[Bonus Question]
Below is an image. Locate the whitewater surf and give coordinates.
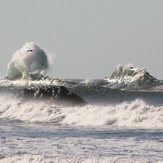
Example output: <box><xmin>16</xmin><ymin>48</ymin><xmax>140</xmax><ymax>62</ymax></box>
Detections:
<box><xmin>0</xmin><ymin>43</ymin><xmax>163</xmax><ymax>162</ymax></box>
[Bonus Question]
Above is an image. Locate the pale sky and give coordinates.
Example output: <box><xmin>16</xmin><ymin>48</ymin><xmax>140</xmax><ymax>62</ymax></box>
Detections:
<box><xmin>0</xmin><ymin>0</ymin><xmax>163</xmax><ymax>79</ymax></box>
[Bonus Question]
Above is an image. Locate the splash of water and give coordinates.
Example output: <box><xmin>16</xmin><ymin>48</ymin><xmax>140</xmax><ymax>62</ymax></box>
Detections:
<box><xmin>105</xmin><ymin>64</ymin><xmax>160</xmax><ymax>89</ymax></box>
<box><xmin>7</xmin><ymin>42</ymin><xmax>49</xmax><ymax>80</ymax></box>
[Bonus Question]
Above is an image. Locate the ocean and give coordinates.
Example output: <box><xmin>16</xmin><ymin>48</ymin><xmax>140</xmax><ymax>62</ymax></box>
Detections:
<box><xmin>0</xmin><ymin>43</ymin><xmax>163</xmax><ymax>162</ymax></box>
<box><xmin>0</xmin><ymin>75</ymin><xmax>163</xmax><ymax>163</ymax></box>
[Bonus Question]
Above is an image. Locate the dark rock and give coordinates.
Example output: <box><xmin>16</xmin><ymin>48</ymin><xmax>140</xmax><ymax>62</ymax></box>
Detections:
<box><xmin>21</xmin><ymin>86</ymin><xmax>86</xmax><ymax>106</ymax></box>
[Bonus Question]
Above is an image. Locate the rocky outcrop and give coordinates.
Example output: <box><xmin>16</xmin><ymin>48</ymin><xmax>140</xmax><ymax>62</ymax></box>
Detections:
<box><xmin>21</xmin><ymin>86</ymin><xmax>86</xmax><ymax>106</ymax></box>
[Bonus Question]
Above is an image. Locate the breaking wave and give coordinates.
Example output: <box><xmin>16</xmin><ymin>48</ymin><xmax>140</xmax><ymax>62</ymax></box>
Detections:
<box><xmin>7</xmin><ymin>42</ymin><xmax>49</xmax><ymax>80</ymax></box>
<box><xmin>105</xmin><ymin>65</ymin><xmax>161</xmax><ymax>89</ymax></box>
<box><xmin>0</xmin><ymin>94</ymin><xmax>162</xmax><ymax>129</ymax></box>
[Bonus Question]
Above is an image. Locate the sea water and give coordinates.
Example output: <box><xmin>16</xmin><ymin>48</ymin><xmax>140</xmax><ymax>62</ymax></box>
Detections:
<box><xmin>0</xmin><ymin>81</ymin><xmax>163</xmax><ymax>163</ymax></box>
<box><xmin>0</xmin><ymin>43</ymin><xmax>163</xmax><ymax>162</ymax></box>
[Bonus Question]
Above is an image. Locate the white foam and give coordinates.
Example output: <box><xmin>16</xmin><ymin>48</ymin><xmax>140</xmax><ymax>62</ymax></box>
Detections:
<box><xmin>105</xmin><ymin>64</ymin><xmax>158</xmax><ymax>86</ymax></box>
<box><xmin>0</xmin><ymin>78</ymin><xmax>62</xmax><ymax>88</ymax></box>
<box><xmin>0</xmin><ymin>154</ymin><xmax>159</xmax><ymax>163</ymax></box>
<box><xmin>0</xmin><ymin>95</ymin><xmax>162</xmax><ymax>129</ymax></box>
<box><xmin>62</xmin><ymin>100</ymin><xmax>163</xmax><ymax>128</ymax></box>
<box><xmin>7</xmin><ymin>42</ymin><xmax>49</xmax><ymax>80</ymax></box>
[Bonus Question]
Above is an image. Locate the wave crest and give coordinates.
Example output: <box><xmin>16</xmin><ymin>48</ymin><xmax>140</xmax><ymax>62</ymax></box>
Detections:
<box><xmin>0</xmin><ymin>96</ymin><xmax>162</xmax><ymax>129</ymax></box>
<box><xmin>105</xmin><ymin>65</ymin><xmax>160</xmax><ymax>89</ymax></box>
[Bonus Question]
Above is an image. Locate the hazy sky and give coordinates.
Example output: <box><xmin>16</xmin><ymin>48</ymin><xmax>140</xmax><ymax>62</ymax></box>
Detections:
<box><xmin>0</xmin><ymin>0</ymin><xmax>163</xmax><ymax>79</ymax></box>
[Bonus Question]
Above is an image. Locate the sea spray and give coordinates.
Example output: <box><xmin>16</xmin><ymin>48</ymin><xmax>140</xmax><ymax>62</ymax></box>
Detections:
<box><xmin>105</xmin><ymin>64</ymin><xmax>160</xmax><ymax>89</ymax></box>
<box><xmin>7</xmin><ymin>42</ymin><xmax>49</xmax><ymax>80</ymax></box>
